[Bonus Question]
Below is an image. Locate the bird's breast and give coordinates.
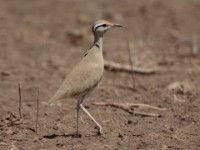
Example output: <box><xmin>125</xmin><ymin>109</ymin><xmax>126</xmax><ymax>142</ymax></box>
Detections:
<box><xmin>63</xmin><ymin>52</ymin><xmax>104</xmax><ymax>97</ymax></box>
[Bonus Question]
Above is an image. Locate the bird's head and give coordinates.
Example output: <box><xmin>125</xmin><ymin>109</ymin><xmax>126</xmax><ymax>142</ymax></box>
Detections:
<box><xmin>92</xmin><ymin>20</ymin><xmax>123</xmax><ymax>36</ymax></box>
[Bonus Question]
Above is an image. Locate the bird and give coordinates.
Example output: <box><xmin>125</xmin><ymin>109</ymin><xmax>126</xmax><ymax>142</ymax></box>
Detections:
<box><xmin>48</xmin><ymin>20</ymin><xmax>122</xmax><ymax>137</ymax></box>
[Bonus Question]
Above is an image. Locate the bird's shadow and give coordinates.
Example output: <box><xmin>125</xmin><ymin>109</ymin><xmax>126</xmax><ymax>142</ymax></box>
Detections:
<box><xmin>43</xmin><ymin>133</ymin><xmax>82</xmax><ymax>139</ymax></box>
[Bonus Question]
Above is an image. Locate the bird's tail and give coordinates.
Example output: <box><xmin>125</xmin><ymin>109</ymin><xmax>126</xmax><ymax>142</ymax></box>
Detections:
<box><xmin>48</xmin><ymin>78</ymin><xmax>70</xmax><ymax>106</ymax></box>
<box><xmin>48</xmin><ymin>88</ymin><xmax>67</xmax><ymax>106</ymax></box>
<box><xmin>48</xmin><ymin>94</ymin><xmax>61</xmax><ymax>106</ymax></box>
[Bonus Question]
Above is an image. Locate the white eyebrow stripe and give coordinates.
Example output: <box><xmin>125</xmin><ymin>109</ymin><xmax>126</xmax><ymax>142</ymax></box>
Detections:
<box><xmin>93</xmin><ymin>23</ymin><xmax>104</xmax><ymax>32</ymax></box>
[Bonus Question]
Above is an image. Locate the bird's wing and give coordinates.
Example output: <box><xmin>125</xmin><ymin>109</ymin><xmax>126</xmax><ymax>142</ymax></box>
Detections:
<box><xmin>48</xmin><ymin>49</ymin><xmax>103</xmax><ymax>104</ymax></box>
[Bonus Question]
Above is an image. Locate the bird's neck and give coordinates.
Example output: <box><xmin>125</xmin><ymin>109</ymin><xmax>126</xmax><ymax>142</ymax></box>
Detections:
<box><xmin>93</xmin><ymin>31</ymin><xmax>104</xmax><ymax>51</ymax></box>
<box><xmin>94</xmin><ymin>36</ymin><xmax>103</xmax><ymax>51</ymax></box>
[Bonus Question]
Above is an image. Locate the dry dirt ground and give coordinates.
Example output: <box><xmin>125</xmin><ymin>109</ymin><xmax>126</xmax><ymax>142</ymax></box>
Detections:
<box><xmin>0</xmin><ymin>0</ymin><xmax>200</xmax><ymax>149</ymax></box>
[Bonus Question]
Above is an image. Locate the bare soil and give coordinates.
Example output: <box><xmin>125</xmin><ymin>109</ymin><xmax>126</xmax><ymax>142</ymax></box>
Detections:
<box><xmin>0</xmin><ymin>0</ymin><xmax>200</xmax><ymax>149</ymax></box>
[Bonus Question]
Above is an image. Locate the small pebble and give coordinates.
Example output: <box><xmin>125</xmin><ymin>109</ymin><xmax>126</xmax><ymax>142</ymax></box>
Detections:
<box><xmin>127</xmin><ymin>120</ymin><xmax>133</xmax><ymax>124</ymax></box>
<box><xmin>56</xmin><ymin>143</ymin><xmax>64</xmax><ymax>148</ymax></box>
<box><xmin>1</xmin><ymin>71</ymin><xmax>10</xmax><ymax>76</ymax></box>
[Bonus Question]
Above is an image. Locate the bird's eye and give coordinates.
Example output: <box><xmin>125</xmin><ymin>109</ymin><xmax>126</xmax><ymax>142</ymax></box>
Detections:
<box><xmin>102</xmin><ymin>24</ymin><xmax>107</xmax><ymax>27</ymax></box>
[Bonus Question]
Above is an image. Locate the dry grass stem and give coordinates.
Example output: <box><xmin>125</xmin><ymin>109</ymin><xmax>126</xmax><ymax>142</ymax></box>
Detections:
<box><xmin>18</xmin><ymin>82</ymin><xmax>22</xmax><ymax>119</ymax></box>
<box><xmin>127</xmin><ymin>40</ymin><xmax>135</xmax><ymax>90</ymax></box>
<box><xmin>192</xmin><ymin>36</ymin><xmax>199</xmax><ymax>54</ymax></box>
<box><xmin>36</xmin><ymin>88</ymin><xmax>40</xmax><ymax>133</ymax></box>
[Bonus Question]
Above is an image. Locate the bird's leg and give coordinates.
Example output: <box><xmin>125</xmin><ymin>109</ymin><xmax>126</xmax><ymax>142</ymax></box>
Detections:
<box><xmin>79</xmin><ymin>102</ymin><xmax>102</xmax><ymax>135</ymax></box>
<box><xmin>76</xmin><ymin>89</ymin><xmax>102</xmax><ymax>135</ymax></box>
<box><xmin>74</xmin><ymin>97</ymin><xmax>84</xmax><ymax>138</ymax></box>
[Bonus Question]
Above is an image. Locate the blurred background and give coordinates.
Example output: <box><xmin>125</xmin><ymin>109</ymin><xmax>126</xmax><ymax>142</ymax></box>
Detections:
<box><xmin>0</xmin><ymin>0</ymin><xmax>200</xmax><ymax>149</ymax></box>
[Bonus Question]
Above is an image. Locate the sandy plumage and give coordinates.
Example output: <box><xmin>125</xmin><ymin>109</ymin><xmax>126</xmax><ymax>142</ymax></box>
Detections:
<box><xmin>48</xmin><ymin>45</ymin><xmax>104</xmax><ymax>104</ymax></box>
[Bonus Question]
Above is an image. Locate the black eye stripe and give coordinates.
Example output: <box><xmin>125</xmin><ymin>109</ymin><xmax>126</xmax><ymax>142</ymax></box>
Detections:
<box><xmin>92</xmin><ymin>24</ymin><xmax>107</xmax><ymax>32</ymax></box>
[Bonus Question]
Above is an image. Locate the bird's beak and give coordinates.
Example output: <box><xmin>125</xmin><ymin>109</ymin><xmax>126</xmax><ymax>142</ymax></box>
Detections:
<box><xmin>112</xmin><ymin>24</ymin><xmax>123</xmax><ymax>28</ymax></box>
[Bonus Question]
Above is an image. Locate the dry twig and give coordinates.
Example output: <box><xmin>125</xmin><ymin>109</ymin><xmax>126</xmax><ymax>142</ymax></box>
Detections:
<box><xmin>127</xmin><ymin>40</ymin><xmax>135</xmax><ymax>90</ymax></box>
<box><xmin>192</xmin><ymin>36</ymin><xmax>199</xmax><ymax>54</ymax></box>
<box><xmin>93</xmin><ymin>102</ymin><xmax>166</xmax><ymax>111</ymax></box>
<box><xmin>92</xmin><ymin>102</ymin><xmax>166</xmax><ymax>117</ymax></box>
<box><xmin>104</xmin><ymin>60</ymin><xmax>157</xmax><ymax>74</ymax></box>
<box><xmin>36</xmin><ymin>88</ymin><xmax>40</xmax><ymax>133</ymax></box>
<box><xmin>18</xmin><ymin>82</ymin><xmax>22</xmax><ymax>119</ymax></box>
<box><xmin>133</xmin><ymin>111</ymin><xmax>160</xmax><ymax>117</ymax></box>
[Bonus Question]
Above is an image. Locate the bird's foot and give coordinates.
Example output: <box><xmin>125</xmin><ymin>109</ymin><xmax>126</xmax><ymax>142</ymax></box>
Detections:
<box><xmin>95</xmin><ymin>125</ymin><xmax>103</xmax><ymax>135</ymax></box>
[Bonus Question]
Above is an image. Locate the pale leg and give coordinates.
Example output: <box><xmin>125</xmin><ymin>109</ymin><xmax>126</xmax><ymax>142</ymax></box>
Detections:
<box><xmin>80</xmin><ymin>103</ymin><xmax>102</xmax><ymax>134</ymax></box>
<box><xmin>76</xmin><ymin>87</ymin><xmax>102</xmax><ymax>135</ymax></box>
<box><xmin>75</xmin><ymin>96</ymin><xmax>84</xmax><ymax>137</ymax></box>
<box><xmin>78</xmin><ymin>91</ymin><xmax>102</xmax><ymax>135</ymax></box>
